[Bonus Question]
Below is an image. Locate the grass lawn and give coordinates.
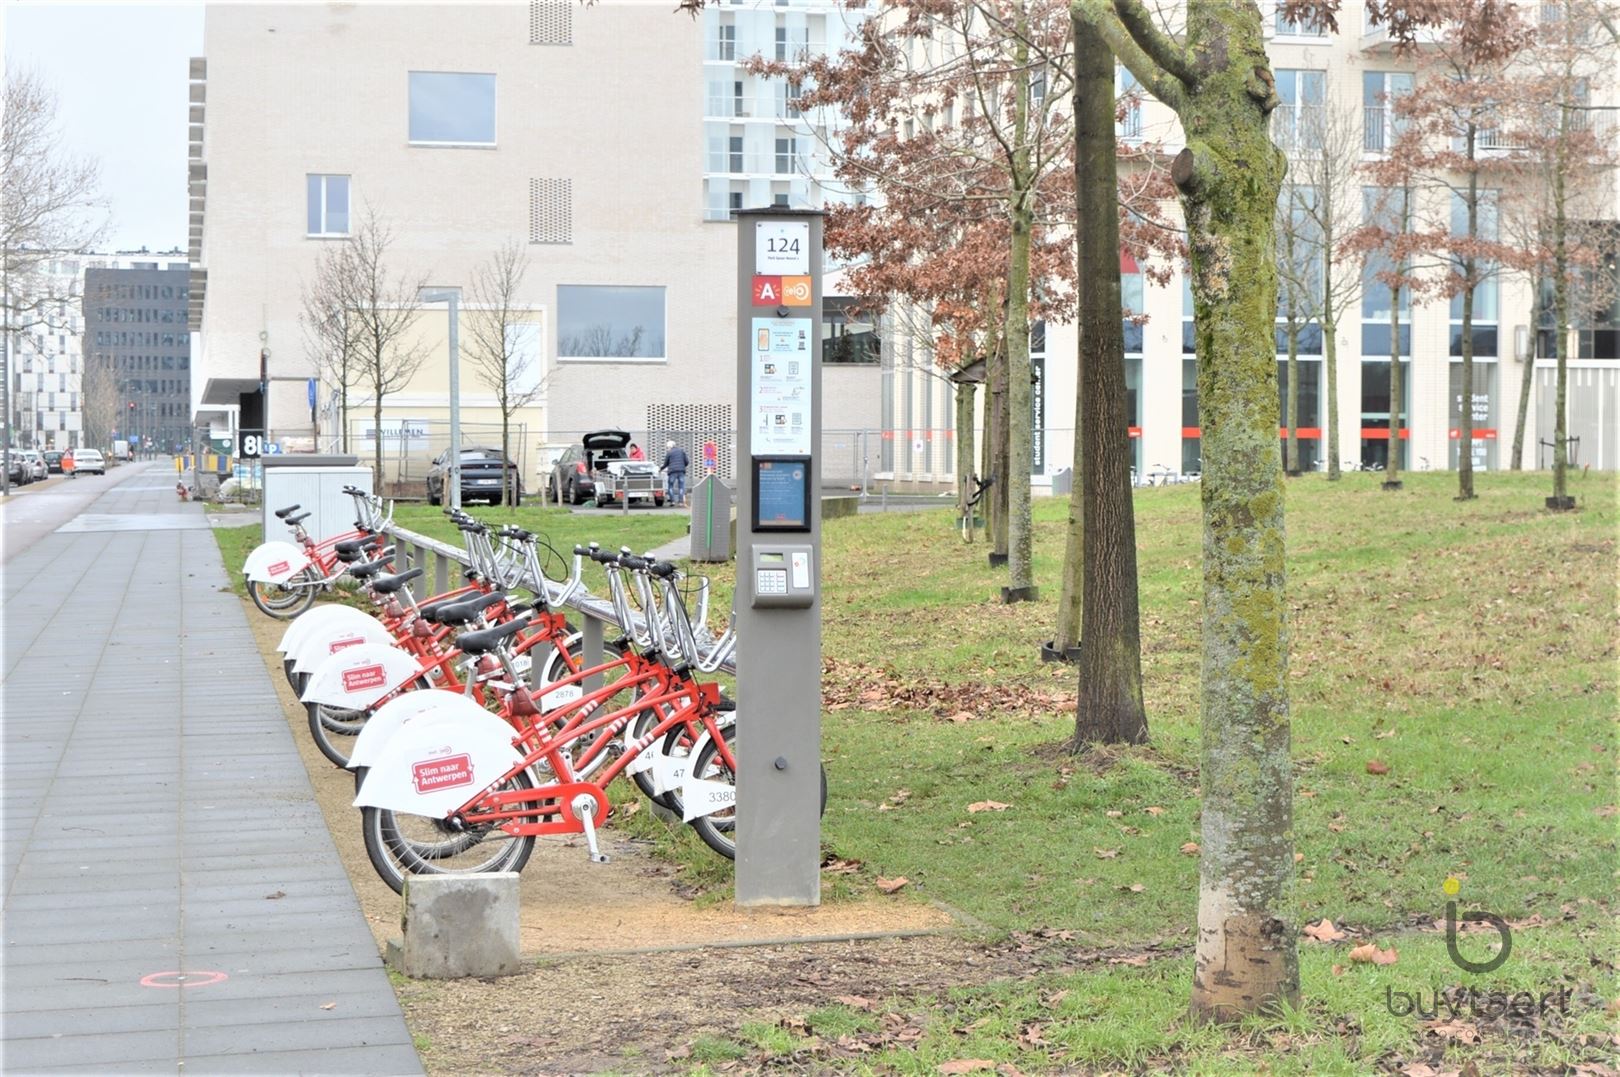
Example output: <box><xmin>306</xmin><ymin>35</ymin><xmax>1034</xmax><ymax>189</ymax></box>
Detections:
<box><xmin>214</xmin><ymin>470</ymin><xmax>1617</xmax><ymax>1073</ymax></box>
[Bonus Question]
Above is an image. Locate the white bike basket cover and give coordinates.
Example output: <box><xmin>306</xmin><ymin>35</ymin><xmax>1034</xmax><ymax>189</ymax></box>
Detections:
<box><xmin>291</xmin><ymin>614</ymin><xmax>397</xmax><ymax>674</ymax></box>
<box><xmin>278</xmin><ymin>603</ymin><xmax>384</xmax><ymax>655</ymax></box>
<box><xmin>243</xmin><ymin>541</ymin><xmax>313</xmax><ymax>585</ymax></box>
<box><xmin>353</xmin><ymin>720</ymin><xmax>525</xmax><ymax>817</ymax></box>
<box><xmin>300</xmin><ymin>642</ymin><xmax>422</xmax><ymax>710</ymax></box>
<box><xmin>347</xmin><ymin>690</ymin><xmax>506</xmax><ymax>770</ymax></box>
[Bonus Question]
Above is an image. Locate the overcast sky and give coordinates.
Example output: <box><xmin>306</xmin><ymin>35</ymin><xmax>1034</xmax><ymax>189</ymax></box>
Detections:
<box><xmin>4</xmin><ymin>2</ymin><xmax>204</xmax><ymax>253</ymax></box>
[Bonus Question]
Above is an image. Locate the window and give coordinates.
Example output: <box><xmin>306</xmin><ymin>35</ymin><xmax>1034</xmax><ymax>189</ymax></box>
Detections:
<box><xmin>306</xmin><ymin>174</ymin><xmax>350</xmax><ymax>236</ymax></box>
<box><xmin>1363</xmin><ymin>71</ymin><xmax>1413</xmax><ymax>152</ymax></box>
<box><xmin>1118</xmin><ymin>65</ymin><xmax>1143</xmax><ymax>139</ymax></box>
<box><xmin>1273</xmin><ymin>70</ymin><xmax>1324</xmax><ymax>150</ymax></box>
<box><xmin>1122</xmin><ymin>259</ymin><xmax>1144</xmax><ymax>354</ymax></box>
<box><xmin>557</xmin><ymin>285</ymin><xmax>665</xmax><ymax>360</ymax></box>
<box><xmin>729</xmin><ymin>135</ymin><xmax>744</xmax><ymax>173</ymax></box>
<box><xmin>775</xmin><ymin>27</ymin><xmax>788</xmax><ymax>61</ymax></box>
<box><xmin>716</xmin><ymin>23</ymin><xmax>736</xmax><ymax>60</ymax></box>
<box><xmin>1275</xmin><ymin>5</ymin><xmax>1328</xmax><ymax>35</ymax></box>
<box><xmin>822</xmin><ymin>297</ymin><xmax>880</xmax><ymax>364</ymax></box>
<box><xmin>1448</xmin><ymin>190</ymin><xmax>1499</xmax><ymax>357</ymax></box>
<box><xmin>1361</xmin><ymin>186</ymin><xmax>1412</xmax><ymax>356</ymax></box>
<box><xmin>728</xmin><ymin>191</ymin><xmax>744</xmax><ymax>219</ymax></box>
<box><xmin>785</xmin><ymin>80</ymin><xmax>803</xmax><ymax>119</ymax></box>
<box><xmin>775</xmin><ymin>137</ymin><xmax>798</xmax><ymax>174</ymax></box>
<box><xmin>408</xmin><ymin>72</ymin><xmax>496</xmax><ymax>145</ymax></box>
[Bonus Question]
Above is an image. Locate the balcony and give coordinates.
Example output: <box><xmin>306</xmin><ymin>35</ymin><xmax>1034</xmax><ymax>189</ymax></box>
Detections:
<box><xmin>1363</xmin><ymin>106</ymin><xmax>1407</xmax><ymax>153</ymax></box>
<box><xmin>704</xmin><ymin>92</ymin><xmax>811</xmax><ymax>122</ymax></box>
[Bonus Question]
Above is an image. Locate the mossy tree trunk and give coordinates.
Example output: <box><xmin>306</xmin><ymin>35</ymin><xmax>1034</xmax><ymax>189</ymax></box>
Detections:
<box><xmin>1456</xmin><ymin>127</ymin><xmax>1479</xmax><ymax>501</ymax></box>
<box><xmin>1003</xmin><ymin>7</ymin><xmax>1037</xmax><ymax>602</ymax></box>
<box><xmin>1322</xmin><ymin>300</ymin><xmax>1340</xmax><ymax>480</ymax></box>
<box><xmin>1071</xmin><ymin>15</ymin><xmax>1145</xmax><ymax>742</ymax></box>
<box><xmin>956</xmin><ymin>380</ymin><xmax>978</xmax><ymax>540</ymax></box>
<box><xmin>1551</xmin><ymin>103</ymin><xmax>1572</xmax><ymax>507</ymax></box>
<box><xmin>1071</xmin><ymin>0</ymin><xmax>1298</xmax><ymax>1023</ymax></box>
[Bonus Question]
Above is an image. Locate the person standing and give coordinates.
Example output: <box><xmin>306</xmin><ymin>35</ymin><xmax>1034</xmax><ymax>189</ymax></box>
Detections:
<box><xmin>628</xmin><ymin>442</ymin><xmax>645</xmax><ymax>461</ymax></box>
<box><xmin>661</xmin><ymin>440</ymin><xmax>690</xmax><ymax>507</ymax></box>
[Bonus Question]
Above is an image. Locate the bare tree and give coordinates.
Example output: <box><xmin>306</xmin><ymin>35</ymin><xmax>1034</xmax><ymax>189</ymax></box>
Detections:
<box><xmin>1</xmin><ymin>70</ymin><xmax>105</xmax><ymax>491</ymax></box>
<box><xmin>466</xmin><ymin>241</ymin><xmax>542</xmax><ymax>508</ymax></box>
<box><xmin>339</xmin><ymin>207</ymin><xmax>428</xmax><ymax>486</ymax></box>
<box><xmin>300</xmin><ymin>241</ymin><xmax>363</xmax><ymax>453</ymax></box>
<box><xmin>80</xmin><ymin>358</ymin><xmax>119</xmax><ymax>451</ymax></box>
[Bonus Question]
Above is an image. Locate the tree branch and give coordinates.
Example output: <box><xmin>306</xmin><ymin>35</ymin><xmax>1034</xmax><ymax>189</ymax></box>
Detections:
<box><xmin>1070</xmin><ymin>0</ymin><xmax>1186</xmax><ymax>113</ymax></box>
<box><xmin>1113</xmin><ymin>0</ymin><xmax>1198</xmax><ymax>89</ymax></box>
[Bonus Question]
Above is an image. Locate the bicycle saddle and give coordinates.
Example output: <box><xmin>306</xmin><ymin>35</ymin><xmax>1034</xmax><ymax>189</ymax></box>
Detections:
<box><xmin>348</xmin><ymin>557</ymin><xmax>391</xmax><ymax>581</ymax></box>
<box><xmin>274</xmin><ymin>504</ymin><xmax>301</xmax><ymax>519</ymax></box>
<box><xmin>285</xmin><ymin>511</ymin><xmax>311</xmax><ymax>526</ymax></box>
<box><xmin>455</xmin><ymin>615</ymin><xmax>530</xmax><ymax>656</ymax></box>
<box><xmin>424</xmin><ymin>591</ymin><xmax>507</xmax><ymax>626</ymax></box>
<box><xmin>369</xmin><ymin>568</ymin><xmax>424</xmax><ymax>595</ymax></box>
<box><xmin>335</xmin><ymin>535</ymin><xmax>385</xmax><ymax>557</ymax></box>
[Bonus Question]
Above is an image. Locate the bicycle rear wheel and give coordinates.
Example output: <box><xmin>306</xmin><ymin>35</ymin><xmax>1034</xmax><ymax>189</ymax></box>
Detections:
<box><xmin>362</xmin><ymin>770</ymin><xmax>536</xmax><ymax>895</ymax></box>
<box><xmin>687</xmin><ymin>727</ymin><xmax>826</xmax><ymax>860</ymax></box>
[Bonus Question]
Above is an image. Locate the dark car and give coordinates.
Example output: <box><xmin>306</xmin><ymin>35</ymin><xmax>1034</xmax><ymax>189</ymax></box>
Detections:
<box><xmin>43</xmin><ymin>451</ymin><xmax>64</xmax><ymax>474</ymax></box>
<box><xmin>550</xmin><ymin>430</ymin><xmax>664</xmax><ymax>507</ymax></box>
<box><xmin>426</xmin><ymin>447</ymin><xmax>522</xmax><ymax>506</ymax></box>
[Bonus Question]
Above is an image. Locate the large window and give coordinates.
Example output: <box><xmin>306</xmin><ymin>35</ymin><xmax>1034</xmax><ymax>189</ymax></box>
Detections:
<box><xmin>1359</xmin><ymin>359</ymin><xmax>1410</xmax><ymax>470</ymax></box>
<box><xmin>1448</xmin><ymin>190</ymin><xmax>1499</xmax><ymax>357</ymax></box>
<box><xmin>1361</xmin><ymin>186</ymin><xmax>1412</xmax><ymax>356</ymax></box>
<box><xmin>1117</xmin><ymin>65</ymin><xmax>1143</xmax><ymax>140</ymax></box>
<box><xmin>1122</xmin><ymin>258</ymin><xmax>1144</xmax><ymax>354</ymax></box>
<box><xmin>409</xmin><ymin>72</ymin><xmax>496</xmax><ymax>145</ymax></box>
<box><xmin>822</xmin><ymin>297</ymin><xmax>880</xmax><ymax>364</ymax></box>
<box><xmin>306</xmin><ymin>174</ymin><xmax>350</xmax><ymax>236</ymax></box>
<box><xmin>557</xmin><ymin>286</ymin><xmax>666</xmax><ymax>360</ymax></box>
<box><xmin>1363</xmin><ymin>71</ymin><xmax>1413</xmax><ymax>153</ymax></box>
<box><xmin>1275</xmin><ymin>5</ymin><xmax>1328</xmax><ymax>36</ymax></box>
<box><xmin>1273</xmin><ymin>70</ymin><xmax>1324</xmax><ymax>151</ymax></box>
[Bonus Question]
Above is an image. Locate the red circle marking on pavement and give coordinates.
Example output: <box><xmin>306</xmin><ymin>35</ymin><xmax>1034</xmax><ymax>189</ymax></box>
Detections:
<box><xmin>139</xmin><ymin>970</ymin><xmax>228</xmax><ymax>988</ymax></box>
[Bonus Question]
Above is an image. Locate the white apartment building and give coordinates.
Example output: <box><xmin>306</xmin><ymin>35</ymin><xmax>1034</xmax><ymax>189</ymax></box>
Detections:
<box><xmin>880</xmin><ymin>1</ymin><xmax>1620</xmax><ymax>488</ymax></box>
<box><xmin>190</xmin><ymin>1</ymin><xmax>883</xmax><ymax>491</ymax></box>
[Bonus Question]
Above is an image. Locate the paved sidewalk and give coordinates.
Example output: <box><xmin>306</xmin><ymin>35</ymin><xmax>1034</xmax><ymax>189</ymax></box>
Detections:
<box><xmin>2</xmin><ymin>465</ymin><xmax>421</xmax><ymax>1074</ymax></box>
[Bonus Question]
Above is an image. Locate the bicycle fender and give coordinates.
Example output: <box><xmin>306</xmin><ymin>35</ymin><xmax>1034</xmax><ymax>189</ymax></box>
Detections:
<box><xmin>352</xmin><ymin>720</ymin><xmax>525</xmax><ymax>817</ymax></box>
<box><xmin>290</xmin><ymin>614</ymin><xmax>397</xmax><ymax>674</ymax></box>
<box><xmin>347</xmin><ymin>690</ymin><xmax>506</xmax><ymax>771</ymax></box>
<box><xmin>300</xmin><ymin>642</ymin><xmax>422</xmax><ymax>710</ymax></box>
<box><xmin>678</xmin><ymin>728</ymin><xmax>738</xmax><ymax>822</ymax></box>
<box><xmin>243</xmin><ymin>541</ymin><xmax>312</xmax><ymax>584</ymax></box>
<box><xmin>277</xmin><ymin>603</ymin><xmax>382</xmax><ymax>655</ymax></box>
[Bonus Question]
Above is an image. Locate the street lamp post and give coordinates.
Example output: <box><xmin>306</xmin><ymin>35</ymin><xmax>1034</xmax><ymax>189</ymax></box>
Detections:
<box><xmin>419</xmin><ymin>287</ymin><xmax>462</xmax><ymax>510</ymax></box>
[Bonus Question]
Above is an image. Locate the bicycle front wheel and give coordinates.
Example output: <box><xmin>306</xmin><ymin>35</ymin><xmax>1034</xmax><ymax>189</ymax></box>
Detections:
<box><xmin>687</xmin><ymin>728</ymin><xmax>827</xmax><ymax>860</ymax></box>
<box><xmin>361</xmin><ymin>770</ymin><xmax>537</xmax><ymax>895</ymax></box>
<box><xmin>249</xmin><ymin>570</ymin><xmax>319</xmax><ymax>619</ymax></box>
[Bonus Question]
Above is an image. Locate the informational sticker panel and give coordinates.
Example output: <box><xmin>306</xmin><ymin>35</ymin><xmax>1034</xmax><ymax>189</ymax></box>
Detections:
<box><xmin>751</xmin><ymin>318</ymin><xmax>814</xmax><ymax>456</ymax></box>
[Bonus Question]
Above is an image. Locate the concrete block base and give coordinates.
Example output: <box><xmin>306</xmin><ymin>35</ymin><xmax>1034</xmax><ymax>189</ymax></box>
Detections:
<box><xmin>386</xmin><ymin>872</ymin><xmax>523</xmax><ymax>979</ymax></box>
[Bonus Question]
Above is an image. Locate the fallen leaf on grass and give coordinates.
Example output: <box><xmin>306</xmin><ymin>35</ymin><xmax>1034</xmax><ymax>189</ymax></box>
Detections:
<box><xmin>1143</xmin><ymin>805</ymin><xmax>1165</xmax><ymax>816</ymax></box>
<box><xmin>1294</xmin><ymin>852</ymin><xmax>1305</xmax><ymax>863</ymax></box>
<box><xmin>1366</xmin><ymin>759</ymin><xmax>1391</xmax><ymax>775</ymax></box>
<box><xmin>1105</xmin><ymin>810</ymin><xmax>1123</xmax><ymax>818</ymax></box>
<box><xmin>1124</xmin><ymin>883</ymin><xmax>1146</xmax><ymax>893</ymax></box>
<box><xmin>876</xmin><ymin>876</ymin><xmax>910</xmax><ymax>894</ymax></box>
<box><xmin>1093</xmin><ymin>847</ymin><xmax>1120</xmax><ymax>859</ymax></box>
<box><xmin>617</xmin><ymin>800</ymin><xmax>640</xmax><ymax>818</ymax></box>
<box><xmin>1303</xmin><ymin>919</ymin><xmax>1348</xmax><ymax>943</ymax></box>
<box><xmin>947</xmin><ymin>711</ymin><xmax>974</xmax><ymax>724</ymax></box>
<box><xmin>938</xmin><ymin>1061</ymin><xmax>998</xmax><ymax>1075</ymax></box>
<box><xmin>1424</xmin><ymin>1018</ymin><xmax>1480</xmax><ymax>1044</ymax></box>
<box><xmin>1347</xmin><ymin>942</ymin><xmax>1399</xmax><ymax>965</ymax></box>
<box><xmin>1108</xmin><ymin>954</ymin><xmax>1150</xmax><ymax>966</ymax></box>
<box><xmin>834</xmin><ymin>995</ymin><xmax>875</xmax><ymax>1011</ymax></box>
<box><xmin>967</xmin><ymin>800</ymin><xmax>1011</xmax><ymax>813</ymax></box>
<box><xmin>1180</xmin><ymin>842</ymin><xmax>1200</xmax><ymax>856</ymax></box>
<box><xmin>1400</xmin><ymin>1064</ymin><xmax>1441</xmax><ymax>1077</ymax></box>
<box><xmin>821</xmin><ymin>856</ymin><xmax>862</xmax><ymax>874</ymax></box>
<box><xmin>1331</xmin><ymin>964</ymin><xmax>1345</xmax><ymax>977</ymax></box>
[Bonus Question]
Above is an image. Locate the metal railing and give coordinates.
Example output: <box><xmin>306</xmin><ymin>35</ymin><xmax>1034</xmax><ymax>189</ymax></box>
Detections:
<box><xmin>375</xmin><ymin>516</ymin><xmax>738</xmax><ymax>676</ymax></box>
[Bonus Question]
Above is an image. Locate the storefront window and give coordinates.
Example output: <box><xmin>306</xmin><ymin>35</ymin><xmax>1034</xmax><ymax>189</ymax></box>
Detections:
<box><xmin>1448</xmin><ymin>361</ymin><xmax>1498</xmax><ymax>470</ymax></box>
<box><xmin>1359</xmin><ymin>359</ymin><xmax>1410</xmax><ymax>470</ymax></box>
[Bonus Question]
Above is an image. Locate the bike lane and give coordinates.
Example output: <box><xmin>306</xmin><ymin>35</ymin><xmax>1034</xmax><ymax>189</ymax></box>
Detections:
<box><xmin>1</xmin><ymin>466</ymin><xmax>422</xmax><ymax>1074</ymax></box>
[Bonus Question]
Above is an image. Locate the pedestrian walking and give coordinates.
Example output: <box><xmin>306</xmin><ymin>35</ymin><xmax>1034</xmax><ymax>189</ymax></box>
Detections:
<box><xmin>661</xmin><ymin>440</ymin><xmax>690</xmax><ymax>507</ymax></box>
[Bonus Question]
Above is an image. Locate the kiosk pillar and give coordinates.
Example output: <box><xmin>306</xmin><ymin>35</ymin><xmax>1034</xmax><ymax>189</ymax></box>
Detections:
<box><xmin>734</xmin><ymin>208</ymin><xmax>824</xmax><ymax>907</ymax></box>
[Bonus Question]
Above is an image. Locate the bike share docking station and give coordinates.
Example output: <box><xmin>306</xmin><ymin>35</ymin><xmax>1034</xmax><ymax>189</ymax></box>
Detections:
<box><xmin>734</xmin><ymin>208</ymin><xmax>825</xmax><ymax>907</ymax></box>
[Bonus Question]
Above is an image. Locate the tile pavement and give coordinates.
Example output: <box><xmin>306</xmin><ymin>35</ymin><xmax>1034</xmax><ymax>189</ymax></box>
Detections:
<box><xmin>2</xmin><ymin>470</ymin><xmax>421</xmax><ymax>1074</ymax></box>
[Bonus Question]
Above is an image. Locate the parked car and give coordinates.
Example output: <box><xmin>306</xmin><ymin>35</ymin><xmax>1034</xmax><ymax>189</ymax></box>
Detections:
<box><xmin>5</xmin><ymin>452</ymin><xmax>28</xmax><ymax>486</ymax></box>
<box><xmin>69</xmin><ymin>448</ymin><xmax>106</xmax><ymax>476</ymax></box>
<box><xmin>550</xmin><ymin>430</ymin><xmax>664</xmax><ymax>507</ymax></box>
<box><xmin>19</xmin><ymin>450</ymin><xmax>47</xmax><ymax>482</ymax></box>
<box><xmin>425</xmin><ymin>447</ymin><xmax>522</xmax><ymax>506</ymax></box>
<box><xmin>43</xmin><ymin>450</ymin><xmax>64</xmax><ymax>474</ymax></box>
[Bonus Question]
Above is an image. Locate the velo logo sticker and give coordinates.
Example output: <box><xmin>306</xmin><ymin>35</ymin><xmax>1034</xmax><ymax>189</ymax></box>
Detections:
<box><xmin>411</xmin><ymin>754</ymin><xmax>474</xmax><ymax>794</ymax></box>
<box><xmin>327</xmin><ymin>636</ymin><xmax>366</xmax><ymax>654</ymax></box>
<box><xmin>340</xmin><ymin>664</ymin><xmax>388</xmax><ymax>693</ymax></box>
<box><xmin>266</xmin><ymin>560</ymin><xmax>290</xmax><ymax>577</ymax></box>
